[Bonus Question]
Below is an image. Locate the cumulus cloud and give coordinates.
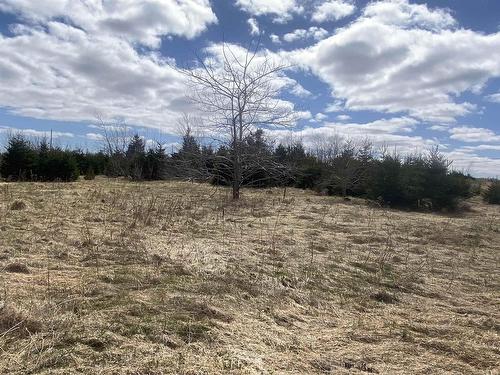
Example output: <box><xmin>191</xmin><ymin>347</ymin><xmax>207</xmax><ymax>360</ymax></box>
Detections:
<box><xmin>270</xmin><ymin>34</ymin><xmax>281</xmax><ymax>43</ymax></box>
<box><xmin>312</xmin><ymin>0</ymin><xmax>356</xmax><ymax>23</ymax></box>
<box><xmin>324</xmin><ymin>100</ymin><xmax>345</xmax><ymax>113</ymax></box>
<box><xmin>428</xmin><ymin>125</ymin><xmax>447</xmax><ymax>132</ymax></box>
<box><xmin>0</xmin><ymin>0</ymin><xmax>217</xmax><ymax>48</ymax></box>
<box><xmin>247</xmin><ymin>18</ymin><xmax>260</xmax><ymax>35</ymax></box>
<box><xmin>485</xmin><ymin>92</ymin><xmax>500</xmax><ymax>103</ymax></box>
<box><xmin>315</xmin><ymin>113</ymin><xmax>328</xmax><ymax>121</ymax></box>
<box><xmin>362</xmin><ymin>0</ymin><xmax>456</xmax><ymax>31</ymax></box>
<box><xmin>236</xmin><ymin>0</ymin><xmax>303</xmax><ymax>23</ymax></box>
<box><xmin>0</xmin><ymin>22</ymin><xmax>191</xmax><ymax>131</ymax></box>
<box><xmin>283</xmin><ymin>27</ymin><xmax>328</xmax><ymax>42</ymax></box>
<box><xmin>290</xmin><ymin>83</ymin><xmax>313</xmax><ymax>98</ymax></box>
<box><xmin>286</xmin><ymin>0</ymin><xmax>500</xmax><ymax>123</ymax></box>
<box><xmin>0</xmin><ymin>1</ymin><xmax>222</xmax><ymax>132</ymax></box>
<box><xmin>449</xmin><ymin>127</ymin><xmax>500</xmax><ymax>143</ymax></box>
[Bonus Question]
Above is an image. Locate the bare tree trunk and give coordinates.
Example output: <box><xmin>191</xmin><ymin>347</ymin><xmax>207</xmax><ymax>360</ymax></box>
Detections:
<box><xmin>232</xmin><ymin>141</ymin><xmax>241</xmax><ymax>200</ymax></box>
<box><xmin>232</xmin><ymin>172</ymin><xmax>240</xmax><ymax>199</ymax></box>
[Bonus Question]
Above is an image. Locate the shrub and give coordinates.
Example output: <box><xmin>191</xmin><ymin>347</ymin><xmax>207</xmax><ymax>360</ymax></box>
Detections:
<box><xmin>0</xmin><ymin>304</ymin><xmax>41</xmax><ymax>337</ymax></box>
<box><xmin>368</xmin><ymin>154</ymin><xmax>403</xmax><ymax>205</ymax></box>
<box><xmin>126</xmin><ymin>134</ymin><xmax>146</xmax><ymax>180</ymax></box>
<box><xmin>1</xmin><ymin>135</ymin><xmax>79</xmax><ymax>182</ymax></box>
<box><xmin>5</xmin><ymin>262</ymin><xmax>30</xmax><ymax>274</ymax></box>
<box><xmin>72</xmin><ymin>150</ymin><xmax>109</xmax><ymax>176</ymax></box>
<box><xmin>37</xmin><ymin>148</ymin><xmax>79</xmax><ymax>181</ymax></box>
<box><xmin>295</xmin><ymin>163</ymin><xmax>324</xmax><ymax>190</ymax></box>
<box><xmin>483</xmin><ymin>180</ymin><xmax>500</xmax><ymax>204</ymax></box>
<box><xmin>84</xmin><ymin>167</ymin><xmax>96</xmax><ymax>180</ymax></box>
<box><xmin>0</xmin><ymin>134</ymin><xmax>37</xmax><ymax>180</ymax></box>
<box><xmin>367</xmin><ymin>149</ymin><xmax>471</xmax><ymax>210</ymax></box>
<box><xmin>10</xmin><ymin>200</ymin><xmax>27</xmax><ymax>210</ymax></box>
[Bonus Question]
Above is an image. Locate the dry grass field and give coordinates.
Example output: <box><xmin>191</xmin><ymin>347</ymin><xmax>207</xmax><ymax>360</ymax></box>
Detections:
<box><xmin>0</xmin><ymin>178</ymin><xmax>498</xmax><ymax>374</ymax></box>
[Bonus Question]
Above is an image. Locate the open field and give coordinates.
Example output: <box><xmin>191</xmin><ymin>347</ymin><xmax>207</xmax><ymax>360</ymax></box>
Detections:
<box><xmin>0</xmin><ymin>179</ymin><xmax>499</xmax><ymax>374</ymax></box>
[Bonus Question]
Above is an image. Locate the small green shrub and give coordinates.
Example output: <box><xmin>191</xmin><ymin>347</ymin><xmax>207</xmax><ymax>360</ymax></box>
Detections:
<box><xmin>483</xmin><ymin>180</ymin><xmax>500</xmax><ymax>205</ymax></box>
<box><xmin>84</xmin><ymin>167</ymin><xmax>96</xmax><ymax>180</ymax></box>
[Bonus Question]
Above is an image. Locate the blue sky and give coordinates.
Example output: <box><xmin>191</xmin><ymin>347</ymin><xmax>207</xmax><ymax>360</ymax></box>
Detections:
<box><xmin>0</xmin><ymin>0</ymin><xmax>499</xmax><ymax>176</ymax></box>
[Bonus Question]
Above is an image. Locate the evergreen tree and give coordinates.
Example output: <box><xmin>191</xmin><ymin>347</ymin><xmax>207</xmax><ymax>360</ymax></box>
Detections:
<box><xmin>144</xmin><ymin>142</ymin><xmax>167</xmax><ymax>180</ymax></box>
<box><xmin>0</xmin><ymin>134</ymin><xmax>37</xmax><ymax>180</ymax></box>
<box><xmin>126</xmin><ymin>134</ymin><xmax>146</xmax><ymax>180</ymax></box>
<box><xmin>483</xmin><ymin>179</ymin><xmax>500</xmax><ymax>204</ymax></box>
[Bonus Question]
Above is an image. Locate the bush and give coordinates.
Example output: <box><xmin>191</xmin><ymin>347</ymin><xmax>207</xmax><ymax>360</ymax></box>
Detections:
<box><xmin>0</xmin><ymin>135</ymin><xmax>79</xmax><ymax>182</ymax></box>
<box><xmin>72</xmin><ymin>150</ymin><xmax>109</xmax><ymax>176</ymax></box>
<box><xmin>367</xmin><ymin>149</ymin><xmax>471</xmax><ymax>211</ymax></box>
<box><xmin>84</xmin><ymin>167</ymin><xmax>96</xmax><ymax>180</ymax></box>
<box><xmin>37</xmin><ymin>148</ymin><xmax>79</xmax><ymax>181</ymax></box>
<box><xmin>10</xmin><ymin>200</ymin><xmax>27</xmax><ymax>210</ymax></box>
<box><xmin>483</xmin><ymin>180</ymin><xmax>500</xmax><ymax>204</ymax></box>
<box><xmin>369</xmin><ymin>154</ymin><xmax>404</xmax><ymax>205</ymax></box>
<box><xmin>0</xmin><ymin>134</ymin><xmax>37</xmax><ymax>180</ymax></box>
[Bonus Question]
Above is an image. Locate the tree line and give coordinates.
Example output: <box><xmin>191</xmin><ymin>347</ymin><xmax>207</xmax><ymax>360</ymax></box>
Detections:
<box><xmin>1</xmin><ymin>129</ymin><xmax>498</xmax><ymax>209</ymax></box>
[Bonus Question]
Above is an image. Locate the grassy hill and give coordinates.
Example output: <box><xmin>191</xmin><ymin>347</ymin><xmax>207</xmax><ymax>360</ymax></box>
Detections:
<box><xmin>0</xmin><ymin>179</ymin><xmax>498</xmax><ymax>374</ymax></box>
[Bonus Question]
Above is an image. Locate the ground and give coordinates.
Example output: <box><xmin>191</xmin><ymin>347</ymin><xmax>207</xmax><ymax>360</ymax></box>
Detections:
<box><xmin>0</xmin><ymin>178</ymin><xmax>498</xmax><ymax>374</ymax></box>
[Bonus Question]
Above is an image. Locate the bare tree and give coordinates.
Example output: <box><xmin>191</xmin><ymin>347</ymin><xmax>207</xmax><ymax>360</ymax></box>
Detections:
<box><xmin>310</xmin><ymin>134</ymin><xmax>344</xmax><ymax>163</ymax></box>
<box><xmin>94</xmin><ymin>116</ymin><xmax>131</xmax><ymax>176</ymax></box>
<box><xmin>178</xmin><ymin>42</ymin><xmax>296</xmax><ymax>199</ymax></box>
<box><xmin>94</xmin><ymin>116</ymin><xmax>130</xmax><ymax>156</ymax></box>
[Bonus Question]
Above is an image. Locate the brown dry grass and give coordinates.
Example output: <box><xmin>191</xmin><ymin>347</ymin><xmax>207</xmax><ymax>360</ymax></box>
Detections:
<box><xmin>0</xmin><ymin>178</ymin><xmax>498</xmax><ymax>374</ymax></box>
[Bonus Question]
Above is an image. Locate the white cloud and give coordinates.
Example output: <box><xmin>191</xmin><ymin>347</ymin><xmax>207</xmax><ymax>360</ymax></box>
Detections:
<box><xmin>283</xmin><ymin>26</ymin><xmax>328</xmax><ymax>42</ymax></box>
<box><xmin>235</xmin><ymin>0</ymin><xmax>303</xmax><ymax>23</ymax></box>
<box><xmin>460</xmin><ymin>145</ymin><xmax>500</xmax><ymax>152</ymax></box>
<box><xmin>290</xmin><ymin>83</ymin><xmax>312</xmax><ymax>98</ymax></box>
<box><xmin>429</xmin><ymin>125</ymin><xmax>449</xmax><ymax>132</ymax></box>
<box><xmin>485</xmin><ymin>93</ymin><xmax>500</xmax><ymax>103</ymax></box>
<box><xmin>85</xmin><ymin>132</ymin><xmax>105</xmax><ymax>141</ymax></box>
<box><xmin>298</xmin><ymin>111</ymin><xmax>313</xmax><ymax>120</ymax></box>
<box><xmin>0</xmin><ymin>125</ymin><xmax>74</xmax><ymax>139</ymax></box>
<box><xmin>247</xmin><ymin>17</ymin><xmax>260</xmax><ymax>35</ymax></box>
<box><xmin>286</xmin><ymin>0</ymin><xmax>500</xmax><ymax>123</ymax></box>
<box><xmin>0</xmin><ymin>0</ymin><xmax>217</xmax><ymax>48</ymax></box>
<box><xmin>336</xmin><ymin>114</ymin><xmax>351</xmax><ymax>121</ymax></box>
<box><xmin>315</xmin><ymin>112</ymin><xmax>328</xmax><ymax>121</ymax></box>
<box><xmin>270</xmin><ymin>34</ymin><xmax>281</xmax><ymax>43</ymax></box>
<box><xmin>449</xmin><ymin>127</ymin><xmax>500</xmax><ymax>143</ymax></box>
<box><xmin>0</xmin><ymin>21</ymin><xmax>194</xmax><ymax>131</ymax></box>
<box><xmin>312</xmin><ymin>0</ymin><xmax>356</xmax><ymax>23</ymax></box>
<box><xmin>363</xmin><ymin>0</ymin><xmax>456</xmax><ymax>31</ymax></box>
<box><xmin>443</xmin><ymin>150</ymin><xmax>500</xmax><ymax>177</ymax></box>
<box><xmin>324</xmin><ymin>100</ymin><xmax>345</xmax><ymax>113</ymax></box>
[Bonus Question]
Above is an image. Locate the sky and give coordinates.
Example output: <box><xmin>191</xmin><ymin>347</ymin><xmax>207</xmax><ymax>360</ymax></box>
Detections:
<box><xmin>0</xmin><ymin>0</ymin><xmax>499</xmax><ymax>177</ymax></box>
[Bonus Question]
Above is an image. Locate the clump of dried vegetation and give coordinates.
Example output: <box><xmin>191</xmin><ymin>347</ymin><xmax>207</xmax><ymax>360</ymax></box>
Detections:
<box><xmin>0</xmin><ymin>179</ymin><xmax>498</xmax><ymax>374</ymax></box>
